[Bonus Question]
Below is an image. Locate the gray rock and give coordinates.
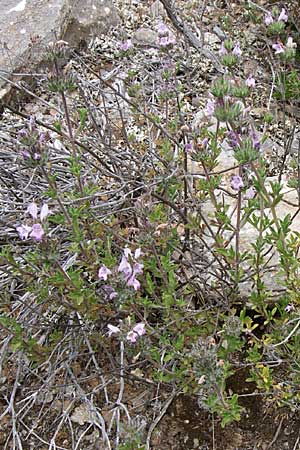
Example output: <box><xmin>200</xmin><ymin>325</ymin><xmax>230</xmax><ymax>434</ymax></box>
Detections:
<box><xmin>133</xmin><ymin>28</ymin><xmax>158</xmax><ymax>46</ymax></box>
<box><xmin>0</xmin><ymin>0</ymin><xmax>119</xmax><ymax>100</ymax></box>
<box><xmin>149</xmin><ymin>0</ymin><xmax>167</xmax><ymax>18</ymax></box>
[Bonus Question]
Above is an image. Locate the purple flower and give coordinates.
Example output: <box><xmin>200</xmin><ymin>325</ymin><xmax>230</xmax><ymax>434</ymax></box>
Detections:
<box><xmin>251</xmin><ymin>129</ymin><xmax>260</xmax><ymax>150</ymax></box>
<box><xmin>126</xmin><ymin>275</ymin><xmax>141</xmax><ymax>290</ymax></box>
<box><xmin>124</xmin><ymin>247</ymin><xmax>132</xmax><ymax>258</ymax></box>
<box><xmin>245</xmin><ymin>75</ymin><xmax>255</xmax><ymax>88</ymax></box>
<box><xmin>16</xmin><ymin>224</ymin><xmax>32</xmax><ymax>240</ymax></box>
<box><xmin>184</xmin><ymin>142</ymin><xmax>194</xmax><ymax>153</ymax></box>
<box><xmin>133</xmin><ymin>322</ymin><xmax>146</xmax><ymax>336</ymax></box>
<box><xmin>30</xmin><ymin>223</ymin><xmax>45</xmax><ymax>241</ymax></box>
<box><xmin>157</xmin><ymin>22</ymin><xmax>170</xmax><ymax>36</ymax></box>
<box><xmin>264</xmin><ymin>13</ymin><xmax>274</xmax><ymax>26</ymax></box>
<box><xmin>118</xmin><ymin>255</ymin><xmax>132</xmax><ymax>275</ymax></box>
<box><xmin>98</xmin><ymin>264</ymin><xmax>112</xmax><ymax>281</ymax></box>
<box><xmin>202</xmin><ymin>138</ymin><xmax>209</xmax><ymax>148</ymax></box>
<box><xmin>107</xmin><ymin>324</ymin><xmax>121</xmax><ymax>336</ymax></box>
<box><xmin>278</xmin><ymin>8</ymin><xmax>288</xmax><ymax>22</ymax></box>
<box><xmin>102</xmin><ymin>285</ymin><xmax>118</xmax><ymax>300</ymax></box>
<box><xmin>119</xmin><ymin>39</ymin><xmax>133</xmax><ymax>52</ymax></box>
<box><xmin>232</xmin><ymin>42</ymin><xmax>242</xmax><ymax>57</ymax></box>
<box><xmin>231</xmin><ymin>175</ymin><xmax>244</xmax><ymax>191</ymax></box>
<box><xmin>285</xmin><ymin>304</ymin><xmax>295</xmax><ymax>312</ymax></box>
<box><xmin>40</xmin><ymin>204</ymin><xmax>50</xmax><ymax>222</ymax></box>
<box><xmin>272</xmin><ymin>42</ymin><xmax>285</xmax><ymax>54</ymax></box>
<box><xmin>134</xmin><ymin>248</ymin><xmax>142</xmax><ymax>259</ymax></box>
<box><xmin>227</xmin><ymin>131</ymin><xmax>239</xmax><ymax>148</ymax></box>
<box><xmin>286</xmin><ymin>37</ymin><xmax>296</xmax><ymax>49</ymax></box>
<box><xmin>21</xmin><ymin>150</ymin><xmax>31</xmax><ymax>159</ymax></box>
<box><xmin>26</xmin><ymin>202</ymin><xmax>38</xmax><ymax>220</ymax></box>
<box><xmin>219</xmin><ymin>42</ymin><xmax>227</xmax><ymax>56</ymax></box>
<box><xmin>159</xmin><ymin>36</ymin><xmax>169</xmax><ymax>47</ymax></box>
<box><xmin>205</xmin><ymin>98</ymin><xmax>215</xmax><ymax>116</ymax></box>
<box><xmin>127</xmin><ymin>330</ymin><xmax>138</xmax><ymax>343</ymax></box>
<box><xmin>245</xmin><ymin>186</ymin><xmax>256</xmax><ymax>199</ymax></box>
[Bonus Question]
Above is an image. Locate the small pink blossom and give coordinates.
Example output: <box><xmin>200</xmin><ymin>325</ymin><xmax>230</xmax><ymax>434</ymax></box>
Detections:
<box><xmin>245</xmin><ymin>186</ymin><xmax>256</xmax><ymax>199</ymax></box>
<box><xmin>285</xmin><ymin>304</ymin><xmax>295</xmax><ymax>312</ymax></box>
<box><xmin>127</xmin><ymin>330</ymin><xmax>138</xmax><ymax>343</ymax></box>
<box><xmin>30</xmin><ymin>223</ymin><xmax>44</xmax><ymax>241</ymax></box>
<box><xmin>231</xmin><ymin>175</ymin><xmax>244</xmax><ymax>191</ymax></box>
<box><xmin>232</xmin><ymin>42</ymin><xmax>242</xmax><ymax>57</ymax></box>
<box><xmin>157</xmin><ymin>22</ymin><xmax>170</xmax><ymax>36</ymax></box>
<box><xmin>118</xmin><ymin>255</ymin><xmax>132</xmax><ymax>275</ymax></box>
<box><xmin>159</xmin><ymin>36</ymin><xmax>169</xmax><ymax>47</ymax></box>
<box><xmin>219</xmin><ymin>42</ymin><xmax>227</xmax><ymax>56</ymax></box>
<box><xmin>286</xmin><ymin>37</ymin><xmax>297</xmax><ymax>49</ymax></box>
<box><xmin>102</xmin><ymin>285</ymin><xmax>117</xmax><ymax>300</ymax></box>
<box><xmin>127</xmin><ymin>275</ymin><xmax>141</xmax><ymax>290</ymax></box>
<box><xmin>119</xmin><ymin>39</ymin><xmax>133</xmax><ymax>52</ymax></box>
<box><xmin>98</xmin><ymin>265</ymin><xmax>112</xmax><ymax>281</ymax></box>
<box><xmin>132</xmin><ymin>322</ymin><xmax>146</xmax><ymax>336</ymax></box>
<box><xmin>245</xmin><ymin>75</ymin><xmax>255</xmax><ymax>88</ymax></box>
<box><xmin>278</xmin><ymin>8</ymin><xmax>288</xmax><ymax>23</ymax></box>
<box><xmin>205</xmin><ymin>98</ymin><xmax>215</xmax><ymax>116</ymax></box>
<box><xmin>124</xmin><ymin>247</ymin><xmax>132</xmax><ymax>258</ymax></box>
<box><xmin>107</xmin><ymin>324</ymin><xmax>121</xmax><ymax>336</ymax></box>
<box><xmin>40</xmin><ymin>204</ymin><xmax>50</xmax><ymax>222</ymax></box>
<box><xmin>26</xmin><ymin>202</ymin><xmax>38</xmax><ymax>219</ymax></box>
<box><xmin>134</xmin><ymin>248</ymin><xmax>142</xmax><ymax>259</ymax></box>
<box><xmin>16</xmin><ymin>224</ymin><xmax>32</xmax><ymax>240</ymax></box>
<box><xmin>272</xmin><ymin>42</ymin><xmax>285</xmax><ymax>54</ymax></box>
<box><xmin>264</xmin><ymin>13</ymin><xmax>274</xmax><ymax>26</ymax></box>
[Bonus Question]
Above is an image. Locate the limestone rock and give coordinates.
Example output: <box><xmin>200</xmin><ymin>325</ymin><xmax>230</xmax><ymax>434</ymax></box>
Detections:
<box><xmin>133</xmin><ymin>28</ymin><xmax>158</xmax><ymax>46</ymax></box>
<box><xmin>0</xmin><ymin>0</ymin><xmax>119</xmax><ymax>100</ymax></box>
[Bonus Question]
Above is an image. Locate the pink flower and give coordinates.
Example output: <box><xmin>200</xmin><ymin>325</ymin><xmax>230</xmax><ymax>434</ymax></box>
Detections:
<box><xmin>157</xmin><ymin>22</ymin><xmax>170</xmax><ymax>36</ymax></box>
<box><xmin>134</xmin><ymin>248</ymin><xmax>142</xmax><ymax>259</ymax></box>
<box><xmin>103</xmin><ymin>285</ymin><xmax>118</xmax><ymax>300</ymax></box>
<box><xmin>40</xmin><ymin>204</ymin><xmax>50</xmax><ymax>222</ymax></box>
<box><xmin>127</xmin><ymin>330</ymin><xmax>138</xmax><ymax>343</ymax></box>
<box><xmin>231</xmin><ymin>175</ymin><xmax>244</xmax><ymax>191</ymax></box>
<box><xmin>232</xmin><ymin>42</ymin><xmax>242</xmax><ymax>57</ymax></box>
<box><xmin>133</xmin><ymin>263</ymin><xmax>144</xmax><ymax>275</ymax></box>
<box><xmin>272</xmin><ymin>42</ymin><xmax>285</xmax><ymax>54</ymax></box>
<box><xmin>219</xmin><ymin>42</ymin><xmax>227</xmax><ymax>56</ymax></box>
<box><xmin>245</xmin><ymin>75</ymin><xmax>255</xmax><ymax>88</ymax></box>
<box><xmin>245</xmin><ymin>186</ymin><xmax>256</xmax><ymax>199</ymax></box>
<box><xmin>30</xmin><ymin>223</ymin><xmax>44</xmax><ymax>241</ymax></box>
<box><xmin>124</xmin><ymin>247</ymin><xmax>132</xmax><ymax>258</ymax></box>
<box><xmin>184</xmin><ymin>142</ymin><xmax>194</xmax><ymax>153</ymax></box>
<box><xmin>16</xmin><ymin>224</ymin><xmax>32</xmax><ymax>240</ymax></box>
<box><xmin>286</xmin><ymin>37</ymin><xmax>297</xmax><ymax>49</ymax></box>
<box><xmin>205</xmin><ymin>98</ymin><xmax>215</xmax><ymax>116</ymax></box>
<box><xmin>159</xmin><ymin>36</ymin><xmax>169</xmax><ymax>47</ymax></box>
<box><xmin>264</xmin><ymin>13</ymin><xmax>274</xmax><ymax>26</ymax></box>
<box><xmin>26</xmin><ymin>202</ymin><xmax>38</xmax><ymax>219</ymax></box>
<box><xmin>133</xmin><ymin>322</ymin><xmax>146</xmax><ymax>336</ymax></box>
<box><xmin>107</xmin><ymin>324</ymin><xmax>121</xmax><ymax>336</ymax></box>
<box><xmin>118</xmin><ymin>255</ymin><xmax>132</xmax><ymax>275</ymax></box>
<box><xmin>119</xmin><ymin>39</ymin><xmax>133</xmax><ymax>52</ymax></box>
<box><xmin>98</xmin><ymin>264</ymin><xmax>112</xmax><ymax>281</ymax></box>
<box><xmin>127</xmin><ymin>275</ymin><xmax>141</xmax><ymax>290</ymax></box>
<box><xmin>285</xmin><ymin>304</ymin><xmax>295</xmax><ymax>312</ymax></box>
<box><xmin>278</xmin><ymin>8</ymin><xmax>288</xmax><ymax>22</ymax></box>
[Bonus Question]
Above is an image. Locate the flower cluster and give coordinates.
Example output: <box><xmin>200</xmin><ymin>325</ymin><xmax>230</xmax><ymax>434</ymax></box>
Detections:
<box><xmin>107</xmin><ymin>322</ymin><xmax>146</xmax><ymax>343</ymax></box>
<box><xmin>118</xmin><ymin>247</ymin><xmax>143</xmax><ymax>290</ymax></box>
<box><xmin>119</xmin><ymin>39</ymin><xmax>133</xmax><ymax>52</ymax></box>
<box><xmin>265</xmin><ymin>8</ymin><xmax>288</xmax><ymax>26</ymax></box>
<box><xmin>156</xmin><ymin>22</ymin><xmax>176</xmax><ymax>47</ymax></box>
<box><xmin>18</xmin><ymin>117</ymin><xmax>49</xmax><ymax>166</ymax></box>
<box><xmin>98</xmin><ymin>247</ymin><xmax>144</xmax><ymax>294</ymax></box>
<box><xmin>219</xmin><ymin>41</ymin><xmax>242</xmax><ymax>58</ymax></box>
<box><xmin>16</xmin><ymin>202</ymin><xmax>50</xmax><ymax>241</ymax></box>
<box><xmin>272</xmin><ymin>37</ymin><xmax>297</xmax><ymax>56</ymax></box>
